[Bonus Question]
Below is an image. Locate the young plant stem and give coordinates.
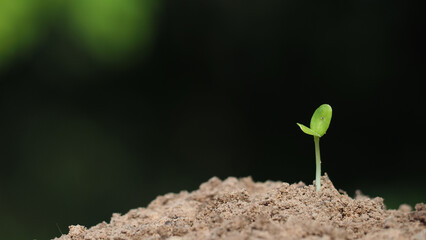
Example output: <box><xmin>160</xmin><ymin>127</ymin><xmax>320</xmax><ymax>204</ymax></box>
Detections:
<box><xmin>314</xmin><ymin>136</ymin><xmax>321</xmax><ymax>192</ymax></box>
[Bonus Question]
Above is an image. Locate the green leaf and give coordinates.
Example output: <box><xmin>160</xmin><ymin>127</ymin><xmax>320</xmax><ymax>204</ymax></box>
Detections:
<box><xmin>297</xmin><ymin>123</ymin><xmax>321</xmax><ymax>137</ymax></box>
<box><xmin>310</xmin><ymin>104</ymin><xmax>332</xmax><ymax>137</ymax></box>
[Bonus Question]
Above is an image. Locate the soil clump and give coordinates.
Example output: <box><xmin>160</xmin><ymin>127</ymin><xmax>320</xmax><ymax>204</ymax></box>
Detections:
<box><xmin>55</xmin><ymin>174</ymin><xmax>426</xmax><ymax>240</ymax></box>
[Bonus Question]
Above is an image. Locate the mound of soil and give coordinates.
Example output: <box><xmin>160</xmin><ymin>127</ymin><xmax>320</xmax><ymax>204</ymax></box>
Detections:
<box><xmin>55</xmin><ymin>174</ymin><xmax>426</xmax><ymax>240</ymax></box>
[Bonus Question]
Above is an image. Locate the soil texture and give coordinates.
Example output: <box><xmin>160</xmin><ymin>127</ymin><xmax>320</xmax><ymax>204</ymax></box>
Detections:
<box><xmin>55</xmin><ymin>174</ymin><xmax>426</xmax><ymax>240</ymax></box>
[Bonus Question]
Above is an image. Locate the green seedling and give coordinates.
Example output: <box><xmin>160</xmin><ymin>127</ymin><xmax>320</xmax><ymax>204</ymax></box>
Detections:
<box><xmin>297</xmin><ymin>104</ymin><xmax>332</xmax><ymax>192</ymax></box>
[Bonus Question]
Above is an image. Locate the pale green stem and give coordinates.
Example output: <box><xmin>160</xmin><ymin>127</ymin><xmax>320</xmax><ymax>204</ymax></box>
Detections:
<box><xmin>314</xmin><ymin>136</ymin><xmax>321</xmax><ymax>192</ymax></box>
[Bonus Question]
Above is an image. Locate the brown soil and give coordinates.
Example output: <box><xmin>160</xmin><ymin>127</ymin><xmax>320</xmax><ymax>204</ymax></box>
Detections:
<box><xmin>55</xmin><ymin>174</ymin><xmax>426</xmax><ymax>240</ymax></box>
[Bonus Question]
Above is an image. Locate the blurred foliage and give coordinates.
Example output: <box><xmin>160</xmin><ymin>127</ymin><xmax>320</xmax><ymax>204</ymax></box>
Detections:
<box><xmin>0</xmin><ymin>0</ymin><xmax>41</xmax><ymax>69</ymax></box>
<box><xmin>66</xmin><ymin>0</ymin><xmax>159</xmax><ymax>63</ymax></box>
<box><xmin>0</xmin><ymin>0</ymin><xmax>159</xmax><ymax>70</ymax></box>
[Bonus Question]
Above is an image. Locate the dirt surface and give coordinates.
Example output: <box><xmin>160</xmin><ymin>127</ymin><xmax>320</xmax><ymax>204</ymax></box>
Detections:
<box><xmin>55</xmin><ymin>174</ymin><xmax>426</xmax><ymax>240</ymax></box>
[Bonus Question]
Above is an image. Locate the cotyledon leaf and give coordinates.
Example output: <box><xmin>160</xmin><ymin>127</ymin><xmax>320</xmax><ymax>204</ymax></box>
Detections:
<box><xmin>310</xmin><ymin>104</ymin><xmax>332</xmax><ymax>137</ymax></box>
<box><xmin>297</xmin><ymin>123</ymin><xmax>321</xmax><ymax>137</ymax></box>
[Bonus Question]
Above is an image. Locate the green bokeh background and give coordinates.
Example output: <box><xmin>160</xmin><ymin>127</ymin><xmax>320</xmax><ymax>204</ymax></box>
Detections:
<box><xmin>0</xmin><ymin>1</ymin><xmax>425</xmax><ymax>239</ymax></box>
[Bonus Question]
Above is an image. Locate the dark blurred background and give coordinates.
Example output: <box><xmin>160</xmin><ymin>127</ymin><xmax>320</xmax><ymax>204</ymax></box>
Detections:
<box><xmin>0</xmin><ymin>0</ymin><xmax>425</xmax><ymax>239</ymax></box>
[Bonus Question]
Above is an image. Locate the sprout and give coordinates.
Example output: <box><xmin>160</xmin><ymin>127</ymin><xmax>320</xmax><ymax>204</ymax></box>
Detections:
<box><xmin>297</xmin><ymin>104</ymin><xmax>332</xmax><ymax>192</ymax></box>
